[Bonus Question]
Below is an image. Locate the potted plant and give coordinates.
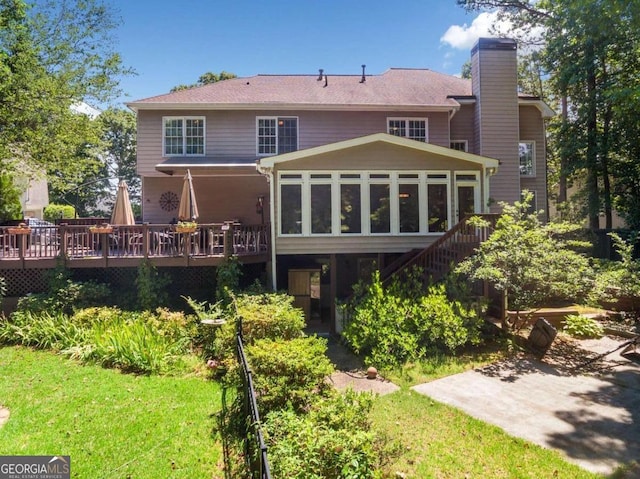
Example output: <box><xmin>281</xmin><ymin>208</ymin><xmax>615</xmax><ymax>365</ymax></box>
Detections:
<box><xmin>7</xmin><ymin>222</ymin><xmax>31</xmax><ymax>234</ymax></box>
<box><xmin>174</xmin><ymin>220</ymin><xmax>198</xmax><ymax>233</ymax></box>
<box><xmin>89</xmin><ymin>223</ymin><xmax>114</xmax><ymax>234</ymax></box>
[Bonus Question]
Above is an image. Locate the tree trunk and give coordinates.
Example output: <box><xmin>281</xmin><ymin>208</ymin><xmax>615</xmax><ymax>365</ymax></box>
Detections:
<box><xmin>585</xmin><ymin>40</ymin><xmax>600</xmax><ymax>231</ymax></box>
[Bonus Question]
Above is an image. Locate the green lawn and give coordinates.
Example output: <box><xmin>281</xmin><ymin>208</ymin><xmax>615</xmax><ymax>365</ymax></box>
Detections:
<box><xmin>372</xmin><ymin>389</ymin><xmax>604</xmax><ymax>478</ymax></box>
<box><xmin>0</xmin><ymin>346</ymin><xmax>224</xmax><ymax>479</ymax></box>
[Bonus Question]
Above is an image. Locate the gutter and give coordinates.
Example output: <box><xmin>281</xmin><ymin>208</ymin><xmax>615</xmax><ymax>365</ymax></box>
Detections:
<box><xmin>256</xmin><ymin>162</ymin><xmax>277</xmax><ymax>290</ymax></box>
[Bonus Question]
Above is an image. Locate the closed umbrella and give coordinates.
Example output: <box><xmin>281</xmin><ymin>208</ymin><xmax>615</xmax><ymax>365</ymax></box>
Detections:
<box><xmin>178</xmin><ymin>169</ymin><xmax>199</xmax><ymax>221</ymax></box>
<box><xmin>111</xmin><ymin>180</ymin><xmax>135</xmax><ymax>225</ymax></box>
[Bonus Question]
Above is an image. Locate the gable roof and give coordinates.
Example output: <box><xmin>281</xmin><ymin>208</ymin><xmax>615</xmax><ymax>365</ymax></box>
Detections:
<box><xmin>127</xmin><ymin>69</ymin><xmax>472</xmax><ymax>112</ymax></box>
<box><xmin>257</xmin><ymin>133</ymin><xmax>500</xmax><ymax>170</ymax></box>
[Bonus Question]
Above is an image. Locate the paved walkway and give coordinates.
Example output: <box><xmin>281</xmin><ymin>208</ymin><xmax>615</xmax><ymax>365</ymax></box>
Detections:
<box><xmin>412</xmin><ymin>335</ymin><xmax>640</xmax><ymax>475</ymax></box>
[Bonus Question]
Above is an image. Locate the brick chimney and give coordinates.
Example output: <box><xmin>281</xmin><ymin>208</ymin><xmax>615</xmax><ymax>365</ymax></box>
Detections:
<box><xmin>471</xmin><ymin>38</ymin><xmax>520</xmax><ymax>208</ymax></box>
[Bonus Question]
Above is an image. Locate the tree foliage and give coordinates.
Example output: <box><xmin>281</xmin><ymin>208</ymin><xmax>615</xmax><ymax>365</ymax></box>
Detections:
<box><xmin>170</xmin><ymin>70</ymin><xmax>237</xmax><ymax>92</ymax></box>
<box><xmin>456</xmin><ymin>193</ymin><xmax>593</xmax><ymax>320</ymax></box>
<box><xmin>0</xmin><ymin>0</ymin><xmax>131</xmax><ymax>199</ymax></box>
<box><xmin>0</xmin><ymin>172</ymin><xmax>23</xmax><ymax>222</ymax></box>
<box><xmin>458</xmin><ymin>0</ymin><xmax>640</xmax><ymax>230</ymax></box>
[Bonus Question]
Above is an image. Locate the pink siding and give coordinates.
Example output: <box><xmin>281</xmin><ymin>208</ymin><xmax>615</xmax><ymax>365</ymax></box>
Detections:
<box><xmin>472</xmin><ymin>44</ymin><xmax>520</xmax><ymax>207</ymax></box>
<box><xmin>519</xmin><ymin>105</ymin><xmax>548</xmax><ymax>218</ymax></box>
<box><xmin>142</xmin><ymin>175</ymin><xmax>269</xmax><ymax>224</ymax></box>
<box><xmin>136</xmin><ymin>110</ymin><xmax>453</xmax><ymax>177</ymax></box>
<box><xmin>450</xmin><ymin>105</ymin><xmax>476</xmax><ymax>153</ymax></box>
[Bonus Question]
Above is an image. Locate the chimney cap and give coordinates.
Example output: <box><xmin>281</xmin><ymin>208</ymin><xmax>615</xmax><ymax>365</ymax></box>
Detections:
<box><xmin>471</xmin><ymin>37</ymin><xmax>517</xmax><ymax>55</ymax></box>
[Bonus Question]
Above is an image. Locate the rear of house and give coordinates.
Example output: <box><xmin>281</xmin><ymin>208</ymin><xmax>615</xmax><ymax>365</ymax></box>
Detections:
<box><xmin>128</xmin><ymin>37</ymin><xmax>553</xmax><ymax>332</ymax></box>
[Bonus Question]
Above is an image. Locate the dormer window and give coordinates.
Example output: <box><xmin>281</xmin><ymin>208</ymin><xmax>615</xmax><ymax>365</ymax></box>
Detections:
<box><xmin>257</xmin><ymin>117</ymin><xmax>298</xmax><ymax>155</ymax></box>
<box><xmin>387</xmin><ymin>118</ymin><xmax>428</xmax><ymax>142</ymax></box>
<box><xmin>163</xmin><ymin>117</ymin><xmax>205</xmax><ymax>156</ymax></box>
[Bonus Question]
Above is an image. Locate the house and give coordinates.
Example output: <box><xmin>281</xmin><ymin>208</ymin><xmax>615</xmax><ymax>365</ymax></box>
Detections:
<box><xmin>128</xmin><ymin>37</ymin><xmax>553</xmax><ymax>331</ymax></box>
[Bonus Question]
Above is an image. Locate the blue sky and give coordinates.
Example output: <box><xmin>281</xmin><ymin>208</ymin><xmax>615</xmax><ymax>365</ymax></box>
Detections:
<box><xmin>110</xmin><ymin>0</ymin><xmax>502</xmax><ymax>108</ymax></box>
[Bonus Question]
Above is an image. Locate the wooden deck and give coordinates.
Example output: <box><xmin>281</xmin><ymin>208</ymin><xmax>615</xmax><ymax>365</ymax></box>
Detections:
<box><xmin>0</xmin><ymin>223</ymin><xmax>270</xmax><ymax>270</ymax></box>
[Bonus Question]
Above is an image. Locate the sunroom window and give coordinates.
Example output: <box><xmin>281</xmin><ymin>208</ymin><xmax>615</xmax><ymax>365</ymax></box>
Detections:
<box><xmin>277</xmin><ymin>171</ymin><xmax>452</xmax><ymax>237</ymax></box>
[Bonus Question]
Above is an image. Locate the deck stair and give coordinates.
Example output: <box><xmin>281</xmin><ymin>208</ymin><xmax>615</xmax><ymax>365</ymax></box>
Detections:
<box><xmin>382</xmin><ymin>214</ymin><xmax>499</xmax><ymax>286</ymax></box>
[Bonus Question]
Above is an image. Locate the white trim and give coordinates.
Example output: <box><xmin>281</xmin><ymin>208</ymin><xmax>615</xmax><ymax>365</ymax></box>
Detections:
<box><xmin>519</xmin><ymin>140</ymin><xmax>536</xmax><ymax>177</ymax></box>
<box><xmin>276</xmin><ymin>170</ymin><xmax>454</xmax><ymax>238</ymax></box>
<box><xmin>162</xmin><ymin>116</ymin><xmax>206</xmax><ymax>157</ymax></box>
<box><xmin>518</xmin><ymin>98</ymin><xmax>555</xmax><ymax>118</ymax></box>
<box><xmin>387</xmin><ymin>117</ymin><xmax>429</xmax><ymax>142</ymax></box>
<box><xmin>128</xmin><ymin>102</ymin><xmax>457</xmax><ymax>113</ymax></box>
<box><xmin>450</xmin><ymin>140</ymin><xmax>468</xmax><ymax>152</ymax></box>
<box><xmin>258</xmin><ymin>133</ymin><xmax>500</xmax><ymax>169</ymax></box>
<box><xmin>454</xmin><ymin>171</ymin><xmax>481</xmax><ymax>222</ymax></box>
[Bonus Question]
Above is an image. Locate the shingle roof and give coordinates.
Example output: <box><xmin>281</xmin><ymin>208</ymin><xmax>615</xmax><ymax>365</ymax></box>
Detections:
<box><xmin>128</xmin><ymin>68</ymin><xmax>473</xmax><ymax>110</ymax></box>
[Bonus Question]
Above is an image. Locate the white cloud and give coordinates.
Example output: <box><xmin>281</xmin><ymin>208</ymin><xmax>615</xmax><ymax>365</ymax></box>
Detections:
<box><xmin>440</xmin><ymin>12</ymin><xmax>513</xmax><ymax>50</ymax></box>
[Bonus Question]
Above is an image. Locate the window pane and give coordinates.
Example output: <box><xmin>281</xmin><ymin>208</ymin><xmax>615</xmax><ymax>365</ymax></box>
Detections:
<box><xmin>278</xmin><ymin>118</ymin><xmax>298</xmax><ymax>154</ymax></box>
<box><xmin>427</xmin><ymin>184</ymin><xmax>448</xmax><ymax>232</ymax></box>
<box><xmin>164</xmin><ymin>119</ymin><xmax>183</xmax><ymax>155</ymax></box>
<box><xmin>185</xmin><ymin>119</ymin><xmax>204</xmax><ymax>155</ymax></box>
<box><xmin>258</xmin><ymin>119</ymin><xmax>276</xmax><ymax>154</ymax></box>
<box><xmin>280</xmin><ymin>184</ymin><xmax>302</xmax><ymax>234</ymax></box>
<box><xmin>311</xmin><ymin>184</ymin><xmax>332</xmax><ymax>234</ymax></box>
<box><xmin>408</xmin><ymin>120</ymin><xmax>426</xmax><ymax>142</ymax></box>
<box><xmin>399</xmin><ymin>184</ymin><xmax>419</xmax><ymax>233</ymax></box>
<box><xmin>370</xmin><ymin>184</ymin><xmax>390</xmax><ymax>233</ymax></box>
<box><xmin>388</xmin><ymin>120</ymin><xmax>405</xmax><ymax>137</ymax></box>
<box><xmin>341</xmin><ymin>184</ymin><xmax>361</xmax><ymax>234</ymax></box>
<box><xmin>519</xmin><ymin>142</ymin><xmax>534</xmax><ymax>175</ymax></box>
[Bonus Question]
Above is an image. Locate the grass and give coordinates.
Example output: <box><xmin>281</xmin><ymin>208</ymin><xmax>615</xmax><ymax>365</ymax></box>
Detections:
<box><xmin>372</xmin><ymin>389</ymin><xmax>603</xmax><ymax>479</ymax></box>
<box><xmin>0</xmin><ymin>346</ymin><xmax>224</xmax><ymax>479</ymax></box>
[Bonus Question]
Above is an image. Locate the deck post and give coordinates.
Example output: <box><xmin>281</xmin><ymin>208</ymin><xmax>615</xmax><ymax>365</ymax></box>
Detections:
<box><xmin>143</xmin><ymin>224</ymin><xmax>150</xmax><ymax>259</ymax></box>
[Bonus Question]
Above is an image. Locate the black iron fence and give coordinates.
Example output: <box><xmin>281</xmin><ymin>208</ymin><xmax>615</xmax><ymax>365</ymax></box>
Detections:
<box><xmin>236</xmin><ymin>320</ymin><xmax>272</xmax><ymax>479</ymax></box>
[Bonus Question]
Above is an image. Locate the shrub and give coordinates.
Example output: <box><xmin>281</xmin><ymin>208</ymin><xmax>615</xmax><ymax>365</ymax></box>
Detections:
<box><xmin>343</xmin><ymin>270</ymin><xmax>482</xmax><ymax>369</ymax></box>
<box><xmin>264</xmin><ymin>390</ymin><xmax>397</xmax><ymax>479</ymax></box>
<box><xmin>1</xmin><ymin>306</ymin><xmax>195</xmax><ymax>375</ymax></box>
<box><xmin>0</xmin><ymin>310</ymin><xmax>87</xmax><ymax>350</ymax></box>
<box><xmin>246</xmin><ymin>336</ymin><xmax>334</xmax><ymax>413</ymax></box>
<box><xmin>563</xmin><ymin>314</ymin><xmax>604</xmax><ymax>339</ymax></box>
<box><xmin>136</xmin><ymin>259</ymin><xmax>170</xmax><ymax>310</ymax></box>
<box><xmin>43</xmin><ymin>203</ymin><xmax>75</xmax><ymax>221</ymax></box>
<box><xmin>216</xmin><ymin>255</ymin><xmax>242</xmax><ymax>304</ymax></box>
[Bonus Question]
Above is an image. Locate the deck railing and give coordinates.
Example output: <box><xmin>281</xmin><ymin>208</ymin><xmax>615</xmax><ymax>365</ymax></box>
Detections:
<box><xmin>0</xmin><ymin>223</ymin><xmax>269</xmax><ymax>263</ymax></box>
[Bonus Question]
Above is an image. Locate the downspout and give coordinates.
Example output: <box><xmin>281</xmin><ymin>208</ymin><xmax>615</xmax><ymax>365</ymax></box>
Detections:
<box><xmin>257</xmin><ymin>163</ymin><xmax>277</xmax><ymax>290</ymax></box>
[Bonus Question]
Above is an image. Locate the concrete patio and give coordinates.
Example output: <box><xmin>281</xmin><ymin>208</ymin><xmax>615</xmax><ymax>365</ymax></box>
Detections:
<box><xmin>412</xmin><ymin>335</ymin><xmax>640</xmax><ymax>475</ymax></box>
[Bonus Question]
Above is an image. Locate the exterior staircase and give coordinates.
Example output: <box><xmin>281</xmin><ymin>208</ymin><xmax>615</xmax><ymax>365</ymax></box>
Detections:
<box><xmin>381</xmin><ymin>214</ymin><xmax>499</xmax><ymax>286</ymax></box>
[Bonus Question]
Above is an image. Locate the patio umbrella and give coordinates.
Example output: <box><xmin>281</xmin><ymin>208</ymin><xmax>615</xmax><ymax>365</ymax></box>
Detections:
<box><xmin>178</xmin><ymin>169</ymin><xmax>199</xmax><ymax>221</ymax></box>
<box><xmin>110</xmin><ymin>180</ymin><xmax>135</xmax><ymax>225</ymax></box>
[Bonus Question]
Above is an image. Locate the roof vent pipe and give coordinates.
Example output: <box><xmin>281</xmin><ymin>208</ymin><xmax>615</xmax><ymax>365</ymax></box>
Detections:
<box><xmin>324</xmin><ymin>75</ymin><xmax>328</xmax><ymax>87</ymax></box>
<box><xmin>360</xmin><ymin>64</ymin><xmax>366</xmax><ymax>83</ymax></box>
<box><xmin>317</xmin><ymin>69</ymin><xmax>324</xmax><ymax>81</ymax></box>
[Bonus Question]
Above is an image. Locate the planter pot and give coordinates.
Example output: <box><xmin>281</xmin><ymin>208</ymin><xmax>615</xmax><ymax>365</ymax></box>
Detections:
<box><xmin>7</xmin><ymin>227</ymin><xmax>31</xmax><ymax>234</ymax></box>
<box><xmin>175</xmin><ymin>226</ymin><xmax>197</xmax><ymax>233</ymax></box>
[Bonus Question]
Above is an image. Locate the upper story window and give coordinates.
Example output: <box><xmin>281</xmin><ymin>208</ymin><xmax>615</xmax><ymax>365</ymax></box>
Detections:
<box><xmin>519</xmin><ymin>141</ymin><xmax>535</xmax><ymax>176</ymax></box>
<box><xmin>450</xmin><ymin>140</ymin><xmax>468</xmax><ymax>152</ymax></box>
<box><xmin>257</xmin><ymin>117</ymin><xmax>298</xmax><ymax>155</ymax></box>
<box><xmin>163</xmin><ymin>117</ymin><xmax>205</xmax><ymax>156</ymax></box>
<box><xmin>388</xmin><ymin>118</ymin><xmax>428</xmax><ymax>142</ymax></box>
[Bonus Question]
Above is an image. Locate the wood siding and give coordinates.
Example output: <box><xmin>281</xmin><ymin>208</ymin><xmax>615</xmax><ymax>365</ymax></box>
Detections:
<box><xmin>142</xmin><ymin>175</ymin><xmax>269</xmax><ymax>224</ymax></box>
<box><xmin>472</xmin><ymin>44</ymin><xmax>520</xmax><ymax>207</ymax></box>
<box><xmin>136</xmin><ymin>110</ymin><xmax>452</xmax><ymax>177</ymax></box>
<box><xmin>450</xmin><ymin>105</ymin><xmax>476</xmax><ymax>154</ymax></box>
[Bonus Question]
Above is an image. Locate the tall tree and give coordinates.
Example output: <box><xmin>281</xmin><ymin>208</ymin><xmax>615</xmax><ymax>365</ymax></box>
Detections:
<box><xmin>97</xmin><ymin>107</ymin><xmax>139</xmax><ymax>208</ymax></box>
<box><xmin>458</xmin><ymin>0</ymin><xmax>640</xmax><ymax>231</ymax></box>
<box><xmin>0</xmin><ymin>0</ymin><xmax>131</xmax><ymax>185</ymax></box>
